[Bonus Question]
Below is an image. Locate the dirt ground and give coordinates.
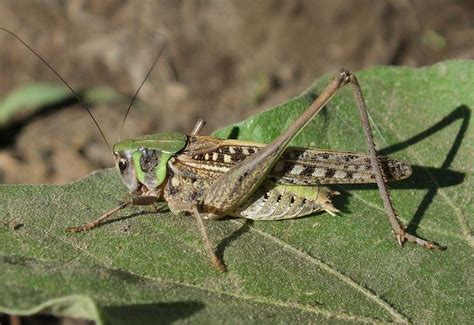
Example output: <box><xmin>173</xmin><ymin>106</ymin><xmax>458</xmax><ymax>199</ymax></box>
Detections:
<box><xmin>0</xmin><ymin>0</ymin><xmax>473</xmax><ymax>186</ymax></box>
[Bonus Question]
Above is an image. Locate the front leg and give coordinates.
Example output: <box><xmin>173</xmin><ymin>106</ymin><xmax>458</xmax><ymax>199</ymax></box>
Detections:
<box><xmin>192</xmin><ymin>207</ymin><xmax>226</xmax><ymax>272</ymax></box>
<box><xmin>65</xmin><ymin>195</ymin><xmax>159</xmax><ymax>232</ymax></box>
<box><xmin>166</xmin><ymin>190</ymin><xmax>226</xmax><ymax>271</ymax></box>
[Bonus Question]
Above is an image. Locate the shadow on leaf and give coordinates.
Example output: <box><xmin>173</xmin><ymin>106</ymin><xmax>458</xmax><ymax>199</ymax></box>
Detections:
<box><xmin>404</xmin><ymin>105</ymin><xmax>470</xmax><ymax>235</ymax></box>
<box><xmin>216</xmin><ymin>219</ymin><xmax>253</xmax><ymax>267</ymax></box>
<box><xmin>334</xmin><ymin>105</ymin><xmax>470</xmax><ymax>245</ymax></box>
<box><xmin>101</xmin><ymin>301</ymin><xmax>204</xmax><ymax>324</ymax></box>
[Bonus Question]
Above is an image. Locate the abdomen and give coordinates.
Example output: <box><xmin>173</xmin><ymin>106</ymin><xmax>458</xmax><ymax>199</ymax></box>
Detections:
<box><xmin>232</xmin><ymin>182</ymin><xmax>339</xmax><ymax>220</ymax></box>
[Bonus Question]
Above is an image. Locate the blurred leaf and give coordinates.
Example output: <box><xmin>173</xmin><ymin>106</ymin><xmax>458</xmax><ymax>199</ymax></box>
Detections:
<box><xmin>421</xmin><ymin>29</ymin><xmax>447</xmax><ymax>51</ymax></box>
<box><xmin>0</xmin><ymin>61</ymin><xmax>472</xmax><ymax>324</ymax></box>
<box><xmin>249</xmin><ymin>71</ymin><xmax>274</xmax><ymax>105</ymax></box>
<box><xmin>0</xmin><ymin>83</ymin><xmax>68</xmax><ymax>125</ymax></box>
<box><xmin>0</xmin><ymin>83</ymin><xmax>124</xmax><ymax>126</ymax></box>
<box><xmin>81</xmin><ymin>86</ymin><xmax>125</xmax><ymax>106</ymax></box>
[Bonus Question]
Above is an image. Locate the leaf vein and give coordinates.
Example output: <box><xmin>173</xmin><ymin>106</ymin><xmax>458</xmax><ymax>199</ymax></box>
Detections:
<box><xmin>235</xmin><ymin>220</ymin><xmax>409</xmax><ymax>324</ymax></box>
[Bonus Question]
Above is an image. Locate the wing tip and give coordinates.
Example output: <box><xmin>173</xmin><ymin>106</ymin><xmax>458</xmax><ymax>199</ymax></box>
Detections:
<box><xmin>386</xmin><ymin>158</ymin><xmax>412</xmax><ymax>181</ymax></box>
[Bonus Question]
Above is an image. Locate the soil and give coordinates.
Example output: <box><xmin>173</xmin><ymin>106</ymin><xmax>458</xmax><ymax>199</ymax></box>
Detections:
<box><xmin>1</xmin><ymin>0</ymin><xmax>473</xmax><ymax>185</ymax></box>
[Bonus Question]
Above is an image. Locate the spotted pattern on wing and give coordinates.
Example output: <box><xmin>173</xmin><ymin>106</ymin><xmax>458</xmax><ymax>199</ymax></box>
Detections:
<box><xmin>174</xmin><ymin>136</ymin><xmax>412</xmax><ymax>185</ymax></box>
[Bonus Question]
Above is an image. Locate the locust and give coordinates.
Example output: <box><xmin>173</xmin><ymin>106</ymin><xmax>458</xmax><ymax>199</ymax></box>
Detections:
<box><xmin>2</xmin><ymin>28</ymin><xmax>442</xmax><ymax>272</ymax></box>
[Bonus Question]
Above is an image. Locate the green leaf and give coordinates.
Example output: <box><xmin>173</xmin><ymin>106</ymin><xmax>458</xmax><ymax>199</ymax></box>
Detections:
<box><xmin>0</xmin><ymin>83</ymin><xmax>124</xmax><ymax>126</ymax></box>
<box><xmin>1</xmin><ymin>61</ymin><xmax>472</xmax><ymax>324</ymax></box>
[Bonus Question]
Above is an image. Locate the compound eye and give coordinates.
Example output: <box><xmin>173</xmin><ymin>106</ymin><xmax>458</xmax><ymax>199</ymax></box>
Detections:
<box><xmin>118</xmin><ymin>159</ymin><xmax>128</xmax><ymax>172</ymax></box>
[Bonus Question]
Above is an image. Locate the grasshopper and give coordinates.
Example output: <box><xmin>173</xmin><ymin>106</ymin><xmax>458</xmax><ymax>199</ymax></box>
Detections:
<box><xmin>3</xmin><ymin>28</ymin><xmax>441</xmax><ymax>272</ymax></box>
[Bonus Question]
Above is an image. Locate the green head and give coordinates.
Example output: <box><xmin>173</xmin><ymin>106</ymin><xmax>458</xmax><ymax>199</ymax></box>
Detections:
<box><xmin>113</xmin><ymin>132</ymin><xmax>187</xmax><ymax>193</ymax></box>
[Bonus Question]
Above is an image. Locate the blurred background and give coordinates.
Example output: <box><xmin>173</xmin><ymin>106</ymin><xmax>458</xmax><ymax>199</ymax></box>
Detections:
<box><xmin>0</xmin><ymin>0</ymin><xmax>473</xmax><ymax>185</ymax></box>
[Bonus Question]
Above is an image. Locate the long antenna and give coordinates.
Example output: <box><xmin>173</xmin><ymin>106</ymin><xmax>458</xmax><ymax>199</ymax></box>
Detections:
<box><xmin>119</xmin><ymin>32</ymin><xmax>167</xmax><ymax>141</ymax></box>
<box><xmin>0</xmin><ymin>27</ymin><xmax>112</xmax><ymax>152</ymax></box>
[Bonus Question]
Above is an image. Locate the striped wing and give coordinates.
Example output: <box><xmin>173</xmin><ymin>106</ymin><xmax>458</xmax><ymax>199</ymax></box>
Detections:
<box><xmin>173</xmin><ymin>136</ymin><xmax>412</xmax><ymax>185</ymax></box>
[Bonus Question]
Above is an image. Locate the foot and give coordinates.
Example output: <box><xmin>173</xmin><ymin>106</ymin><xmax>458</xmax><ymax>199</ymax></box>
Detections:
<box><xmin>395</xmin><ymin>228</ymin><xmax>445</xmax><ymax>250</ymax></box>
<box><xmin>211</xmin><ymin>254</ymin><xmax>227</xmax><ymax>272</ymax></box>
<box><xmin>65</xmin><ymin>223</ymin><xmax>96</xmax><ymax>233</ymax></box>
